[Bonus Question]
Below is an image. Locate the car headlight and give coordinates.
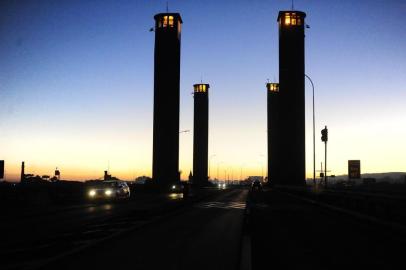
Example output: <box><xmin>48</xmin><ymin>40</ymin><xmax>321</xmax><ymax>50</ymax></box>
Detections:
<box><xmin>89</xmin><ymin>190</ymin><xmax>96</xmax><ymax>197</ymax></box>
<box><xmin>172</xmin><ymin>185</ymin><xmax>176</xmax><ymax>190</ymax></box>
<box><xmin>223</xmin><ymin>184</ymin><xmax>226</xmax><ymax>188</ymax></box>
<box><xmin>218</xmin><ymin>184</ymin><xmax>221</xmax><ymax>188</ymax></box>
<box><xmin>105</xmin><ymin>189</ymin><xmax>113</xmax><ymax>196</ymax></box>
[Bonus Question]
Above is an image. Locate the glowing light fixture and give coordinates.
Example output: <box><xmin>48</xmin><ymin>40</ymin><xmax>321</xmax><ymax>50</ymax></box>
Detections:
<box><xmin>285</xmin><ymin>15</ymin><xmax>291</xmax><ymax>25</ymax></box>
<box><xmin>162</xmin><ymin>15</ymin><xmax>175</xmax><ymax>27</ymax></box>
<box><xmin>281</xmin><ymin>12</ymin><xmax>302</xmax><ymax>26</ymax></box>
<box><xmin>266</xmin><ymin>83</ymin><xmax>279</xmax><ymax>92</ymax></box>
<box><xmin>105</xmin><ymin>189</ymin><xmax>113</xmax><ymax>196</ymax></box>
<box><xmin>89</xmin><ymin>190</ymin><xmax>96</xmax><ymax>197</ymax></box>
<box><xmin>194</xmin><ymin>84</ymin><xmax>209</xmax><ymax>93</ymax></box>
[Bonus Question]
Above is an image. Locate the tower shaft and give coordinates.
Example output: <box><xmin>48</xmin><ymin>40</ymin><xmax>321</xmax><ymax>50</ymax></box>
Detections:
<box><xmin>193</xmin><ymin>84</ymin><xmax>209</xmax><ymax>186</ymax></box>
<box><xmin>277</xmin><ymin>11</ymin><xmax>306</xmax><ymax>185</ymax></box>
<box><xmin>267</xmin><ymin>83</ymin><xmax>280</xmax><ymax>185</ymax></box>
<box><xmin>152</xmin><ymin>13</ymin><xmax>183</xmax><ymax>186</ymax></box>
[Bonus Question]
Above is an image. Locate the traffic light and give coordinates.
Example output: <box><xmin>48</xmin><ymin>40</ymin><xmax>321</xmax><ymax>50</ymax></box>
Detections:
<box><xmin>321</xmin><ymin>126</ymin><xmax>328</xmax><ymax>142</ymax></box>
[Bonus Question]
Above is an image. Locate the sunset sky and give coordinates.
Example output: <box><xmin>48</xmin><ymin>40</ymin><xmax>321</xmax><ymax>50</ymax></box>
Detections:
<box><xmin>1</xmin><ymin>0</ymin><xmax>405</xmax><ymax>181</ymax></box>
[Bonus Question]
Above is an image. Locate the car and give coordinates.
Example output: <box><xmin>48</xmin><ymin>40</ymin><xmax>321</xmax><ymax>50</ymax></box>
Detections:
<box><xmin>251</xmin><ymin>180</ymin><xmax>262</xmax><ymax>191</ymax></box>
<box><xmin>217</xmin><ymin>182</ymin><xmax>227</xmax><ymax>189</ymax></box>
<box><xmin>87</xmin><ymin>180</ymin><xmax>130</xmax><ymax>200</ymax></box>
<box><xmin>169</xmin><ymin>182</ymin><xmax>184</xmax><ymax>193</ymax></box>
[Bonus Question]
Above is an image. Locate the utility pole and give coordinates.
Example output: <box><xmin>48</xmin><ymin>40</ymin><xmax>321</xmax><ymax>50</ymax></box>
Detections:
<box><xmin>321</xmin><ymin>126</ymin><xmax>328</xmax><ymax>187</ymax></box>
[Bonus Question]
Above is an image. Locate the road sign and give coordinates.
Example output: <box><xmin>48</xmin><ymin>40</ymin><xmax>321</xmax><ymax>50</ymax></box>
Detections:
<box><xmin>348</xmin><ymin>160</ymin><xmax>361</xmax><ymax>179</ymax></box>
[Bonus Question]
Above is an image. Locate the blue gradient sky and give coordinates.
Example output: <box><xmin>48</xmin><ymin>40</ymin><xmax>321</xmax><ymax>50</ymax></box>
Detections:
<box><xmin>1</xmin><ymin>0</ymin><xmax>405</xmax><ymax>181</ymax></box>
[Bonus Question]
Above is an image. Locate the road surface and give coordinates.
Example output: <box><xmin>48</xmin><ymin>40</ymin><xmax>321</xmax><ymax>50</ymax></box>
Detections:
<box><xmin>41</xmin><ymin>189</ymin><xmax>247</xmax><ymax>270</ymax></box>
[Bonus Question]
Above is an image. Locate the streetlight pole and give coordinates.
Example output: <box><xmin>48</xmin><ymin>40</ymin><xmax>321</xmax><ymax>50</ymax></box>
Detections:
<box><xmin>257</xmin><ymin>161</ymin><xmax>264</xmax><ymax>181</ymax></box>
<box><xmin>209</xmin><ymin>154</ymin><xmax>216</xmax><ymax>180</ymax></box>
<box><xmin>259</xmin><ymin>154</ymin><xmax>266</xmax><ymax>181</ymax></box>
<box><xmin>305</xmin><ymin>74</ymin><xmax>316</xmax><ymax>186</ymax></box>
<box><xmin>179</xmin><ymin>129</ymin><xmax>190</xmax><ymax>181</ymax></box>
<box><xmin>240</xmin><ymin>163</ymin><xmax>246</xmax><ymax>181</ymax></box>
<box><xmin>217</xmin><ymin>161</ymin><xmax>224</xmax><ymax>181</ymax></box>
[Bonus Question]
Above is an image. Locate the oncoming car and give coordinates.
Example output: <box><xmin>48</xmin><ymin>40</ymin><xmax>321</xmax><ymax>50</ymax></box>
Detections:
<box><xmin>218</xmin><ymin>182</ymin><xmax>227</xmax><ymax>189</ymax></box>
<box><xmin>87</xmin><ymin>180</ymin><xmax>130</xmax><ymax>200</ymax></box>
<box><xmin>169</xmin><ymin>182</ymin><xmax>184</xmax><ymax>193</ymax></box>
<box><xmin>251</xmin><ymin>180</ymin><xmax>262</xmax><ymax>192</ymax></box>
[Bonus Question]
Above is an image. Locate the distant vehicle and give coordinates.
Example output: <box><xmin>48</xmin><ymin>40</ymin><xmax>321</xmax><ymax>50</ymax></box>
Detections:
<box><xmin>251</xmin><ymin>180</ymin><xmax>262</xmax><ymax>191</ymax></box>
<box><xmin>218</xmin><ymin>182</ymin><xmax>227</xmax><ymax>189</ymax></box>
<box><xmin>169</xmin><ymin>182</ymin><xmax>184</xmax><ymax>193</ymax></box>
<box><xmin>87</xmin><ymin>180</ymin><xmax>130</xmax><ymax>200</ymax></box>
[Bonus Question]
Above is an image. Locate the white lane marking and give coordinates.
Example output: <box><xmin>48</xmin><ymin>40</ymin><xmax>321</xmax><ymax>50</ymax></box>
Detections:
<box><xmin>195</xmin><ymin>201</ymin><xmax>246</xmax><ymax>210</ymax></box>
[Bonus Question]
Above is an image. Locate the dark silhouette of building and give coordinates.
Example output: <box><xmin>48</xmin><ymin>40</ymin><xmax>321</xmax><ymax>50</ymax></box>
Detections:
<box><xmin>20</xmin><ymin>161</ymin><xmax>25</xmax><ymax>182</ymax></box>
<box><xmin>277</xmin><ymin>11</ymin><xmax>306</xmax><ymax>185</ymax></box>
<box><xmin>267</xmin><ymin>83</ymin><xmax>280</xmax><ymax>185</ymax></box>
<box><xmin>193</xmin><ymin>83</ymin><xmax>210</xmax><ymax>186</ymax></box>
<box><xmin>0</xmin><ymin>160</ymin><xmax>4</xmax><ymax>179</ymax></box>
<box><xmin>104</xmin><ymin>170</ymin><xmax>111</xmax><ymax>181</ymax></box>
<box><xmin>152</xmin><ymin>13</ymin><xmax>183</xmax><ymax>187</ymax></box>
<box><xmin>52</xmin><ymin>168</ymin><xmax>61</xmax><ymax>181</ymax></box>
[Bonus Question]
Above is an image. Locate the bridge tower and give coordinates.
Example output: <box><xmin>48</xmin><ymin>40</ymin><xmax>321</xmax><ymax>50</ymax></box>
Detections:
<box><xmin>277</xmin><ymin>11</ymin><xmax>307</xmax><ymax>185</ymax></box>
<box><xmin>193</xmin><ymin>83</ymin><xmax>210</xmax><ymax>186</ymax></box>
<box><xmin>152</xmin><ymin>13</ymin><xmax>183</xmax><ymax>187</ymax></box>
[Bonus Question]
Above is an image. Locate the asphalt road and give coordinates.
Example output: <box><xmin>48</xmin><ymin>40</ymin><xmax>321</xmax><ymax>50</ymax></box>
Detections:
<box><xmin>42</xmin><ymin>189</ymin><xmax>248</xmax><ymax>270</ymax></box>
<box><xmin>1</xmin><ymin>193</ymin><xmax>175</xmax><ymax>252</ymax></box>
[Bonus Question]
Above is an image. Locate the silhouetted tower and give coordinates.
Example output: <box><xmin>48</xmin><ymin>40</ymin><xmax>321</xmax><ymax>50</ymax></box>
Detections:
<box><xmin>267</xmin><ymin>83</ymin><xmax>280</xmax><ymax>185</ymax></box>
<box><xmin>104</xmin><ymin>170</ymin><xmax>111</xmax><ymax>181</ymax></box>
<box><xmin>152</xmin><ymin>13</ymin><xmax>183</xmax><ymax>187</ymax></box>
<box><xmin>20</xmin><ymin>161</ymin><xmax>25</xmax><ymax>183</ymax></box>
<box><xmin>277</xmin><ymin>11</ymin><xmax>306</xmax><ymax>185</ymax></box>
<box><xmin>0</xmin><ymin>160</ymin><xmax>4</xmax><ymax>180</ymax></box>
<box><xmin>193</xmin><ymin>83</ymin><xmax>210</xmax><ymax>186</ymax></box>
<box><xmin>188</xmin><ymin>171</ymin><xmax>193</xmax><ymax>183</ymax></box>
<box><xmin>54</xmin><ymin>168</ymin><xmax>61</xmax><ymax>181</ymax></box>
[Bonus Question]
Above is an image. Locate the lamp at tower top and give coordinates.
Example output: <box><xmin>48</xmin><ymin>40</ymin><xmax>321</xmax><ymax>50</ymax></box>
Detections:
<box><xmin>266</xmin><ymin>82</ymin><xmax>279</xmax><ymax>92</ymax></box>
<box><xmin>154</xmin><ymin>13</ymin><xmax>182</xmax><ymax>32</ymax></box>
<box><xmin>277</xmin><ymin>11</ymin><xmax>306</xmax><ymax>26</ymax></box>
<box><xmin>194</xmin><ymin>84</ymin><xmax>210</xmax><ymax>93</ymax></box>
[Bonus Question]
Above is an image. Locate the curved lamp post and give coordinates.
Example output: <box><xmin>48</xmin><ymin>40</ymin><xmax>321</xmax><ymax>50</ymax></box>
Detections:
<box><xmin>209</xmin><ymin>154</ymin><xmax>216</xmax><ymax>180</ymax></box>
<box><xmin>305</xmin><ymin>74</ymin><xmax>316</xmax><ymax>186</ymax></box>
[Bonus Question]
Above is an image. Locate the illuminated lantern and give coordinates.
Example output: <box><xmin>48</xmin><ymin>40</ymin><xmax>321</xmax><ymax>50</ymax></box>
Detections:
<box><xmin>193</xmin><ymin>83</ymin><xmax>209</xmax><ymax>93</ymax></box>
<box><xmin>266</xmin><ymin>82</ymin><xmax>279</xmax><ymax>92</ymax></box>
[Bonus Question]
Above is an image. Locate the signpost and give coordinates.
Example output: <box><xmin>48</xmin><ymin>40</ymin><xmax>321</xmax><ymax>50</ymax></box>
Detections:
<box><xmin>348</xmin><ymin>160</ymin><xmax>361</xmax><ymax>179</ymax></box>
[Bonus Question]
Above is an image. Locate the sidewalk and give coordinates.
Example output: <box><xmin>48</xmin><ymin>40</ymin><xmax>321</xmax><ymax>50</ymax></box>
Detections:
<box><xmin>247</xmin><ymin>188</ymin><xmax>405</xmax><ymax>269</ymax></box>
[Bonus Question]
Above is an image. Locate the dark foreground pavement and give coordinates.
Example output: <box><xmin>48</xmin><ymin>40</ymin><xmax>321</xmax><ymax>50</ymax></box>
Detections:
<box><xmin>41</xmin><ymin>189</ymin><xmax>248</xmax><ymax>270</ymax></box>
<box><xmin>248</xmin><ymin>188</ymin><xmax>406</xmax><ymax>270</ymax></box>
